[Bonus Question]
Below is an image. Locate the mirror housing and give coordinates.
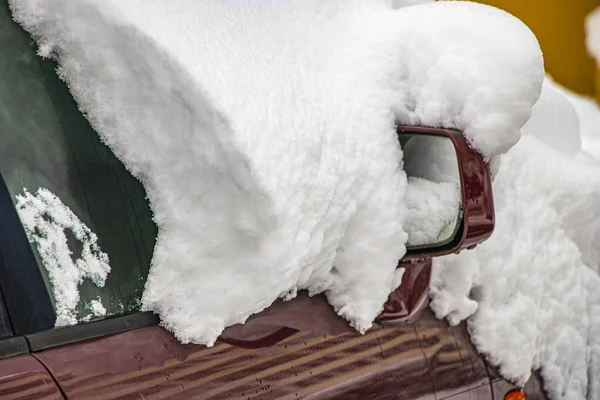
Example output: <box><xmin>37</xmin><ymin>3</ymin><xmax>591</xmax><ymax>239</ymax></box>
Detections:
<box><xmin>398</xmin><ymin>125</ymin><xmax>495</xmax><ymax>261</ymax></box>
<box><xmin>377</xmin><ymin>125</ymin><xmax>495</xmax><ymax>326</ymax></box>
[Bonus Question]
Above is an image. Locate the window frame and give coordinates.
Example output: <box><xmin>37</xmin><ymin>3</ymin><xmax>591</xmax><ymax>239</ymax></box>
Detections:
<box><xmin>0</xmin><ymin>172</ymin><xmax>159</xmax><ymax>353</ymax></box>
<box><xmin>25</xmin><ymin>311</ymin><xmax>158</xmax><ymax>352</ymax></box>
<box><xmin>0</xmin><ymin>174</ymin><xmax>54</xmax><ymax>335</ymax></box>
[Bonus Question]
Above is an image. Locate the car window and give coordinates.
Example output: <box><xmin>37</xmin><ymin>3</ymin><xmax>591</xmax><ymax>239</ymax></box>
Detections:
<box><xmin>0</xmin><ymin>3</ymin><xmax>156</xmax><ymax>328</ymax></box>
<box><xmin>0</xmin><ymin>297</ymin><xmax>13</xmax><ymax>339</ymax></box>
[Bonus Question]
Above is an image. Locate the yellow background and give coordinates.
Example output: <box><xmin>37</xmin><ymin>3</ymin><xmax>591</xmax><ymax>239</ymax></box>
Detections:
<box><xmin>476</xmin><ymin>0</ymin><xmax>600</xmax><ymax>97</ymax></box>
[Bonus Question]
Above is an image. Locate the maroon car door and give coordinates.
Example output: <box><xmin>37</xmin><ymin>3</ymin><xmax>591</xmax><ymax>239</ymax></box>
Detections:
<box><xmin>0</xmin><ymin>353</ymin><xmax>63</xmax><ymax>400</ymax></box>
<box><xmin>24</xmin><ymin>267</ymin><xmax>498</xmax><ymax>400</ymax></box>
<box><xmin>30</xmin><ymin>311</ymin><xmax>493</xmax><ymax>400</ymax></box>
<box><xmin>0</xmin><ymin>340</ymin><xmax>64</xmax><ymax>400</ymax></box>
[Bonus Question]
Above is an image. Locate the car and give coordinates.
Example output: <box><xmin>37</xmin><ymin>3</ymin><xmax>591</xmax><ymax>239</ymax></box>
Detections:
<box><xmin>0</xmin><ymin>2</ymin><xmax>546</xmax><ymax>399</ymax></box>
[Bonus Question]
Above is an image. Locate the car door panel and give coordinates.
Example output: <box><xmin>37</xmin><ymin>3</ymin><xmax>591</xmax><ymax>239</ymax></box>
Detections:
<box><xmin>414</xmin><ymin>312</ymin><xmax>490</xmax><ymax>399</ymax></box>
<box><xmin>32</xmin><ymin>325</ymin><xmax>427</xmax><ymax>399</ymax></box>
<box><xmin>0</xmin><ymin>355</ymin><xmax>63</xmax><ymax>400</ymax></box>
<box><xmin>439</xmin><ymin>385</ymin><xmax>493</xmax><ymax>400</ymax></box>
<box><xmin>32</xmin><ymin>310</ymin><xmax>497</xmax><ymax>399</ymax></box>
<box><xmin>34</xmin><ymin>324</ymin><xmax>425</xmax><ymax>399</ymax></box>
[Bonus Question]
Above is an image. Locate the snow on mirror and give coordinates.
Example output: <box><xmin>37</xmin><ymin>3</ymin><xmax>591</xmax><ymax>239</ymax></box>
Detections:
<box><xmin>400</xmin><ymin>133</ymin><xmax>462</xmax><ymax>249</ymax></box>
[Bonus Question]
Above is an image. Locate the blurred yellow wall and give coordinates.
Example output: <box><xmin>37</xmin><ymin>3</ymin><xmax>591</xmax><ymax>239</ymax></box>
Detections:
<box><xmin>476</xmin><ymin>0</ymin><xmax>600</xmax><ymax>96</ymax></box>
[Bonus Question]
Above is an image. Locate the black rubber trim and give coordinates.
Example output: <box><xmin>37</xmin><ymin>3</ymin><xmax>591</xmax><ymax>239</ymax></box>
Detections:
<box><xmin>26</xmin><ymin>312</ymin><xmax>159</xmax><ymax>352</ymax></box>
<box><xmin>0</xmin><ymin>336</ymin><xmax>29</xmax><ymax>360</ymax></box>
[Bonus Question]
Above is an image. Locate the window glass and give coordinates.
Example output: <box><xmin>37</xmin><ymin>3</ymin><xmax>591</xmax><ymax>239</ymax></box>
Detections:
<box><xmin>0</xmin><ymin>3</ymin><xmax>156</xmax><ymax>327</ymax></box>
<box><xmin>0</xmin><ymin>299</ymin><xmax>13</xmax><ymax>339</ymax></box>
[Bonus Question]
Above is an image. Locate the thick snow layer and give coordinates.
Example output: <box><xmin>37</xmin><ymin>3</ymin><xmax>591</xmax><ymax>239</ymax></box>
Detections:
<box><xmin>540</xmin><ymin>77</ymin><xmax>600</xmax><ymax>162</ymax></box>
<box><xmin>543</xmin><ymin>78</ymin><xmax>600</xmax><ymax>141</ymax></box>
<box><xmin>430</xmin><ymin>79</ymin><xmax>600</xmax><ymax>400</ymax></box>
<box><xmin>9</xmin><ymin>0</ymin><xmax>543</xmax><ymax>345</ymax></box>
<box><xmin>546</xmin><ymin>78</ymin><xmax>600</xmax><ymax>162</ymax></box>
<box><xmin>521</xmin><ymin>79</ymin><xmax>582</xmax><ymax>155</ymax></box>
<box><xmin>586</xmin><ymin>7</ymin><xmax>600</xmax><ymax>67</ymax></box>
<box><xmin>16</xmin><ymin>188</ymin><xmax>110</xmax><ymax>327</ymax></box>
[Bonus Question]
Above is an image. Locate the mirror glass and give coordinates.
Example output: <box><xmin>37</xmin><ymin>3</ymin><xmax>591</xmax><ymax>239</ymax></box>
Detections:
<box><xmin>399</xmin><ymin>133</ymin><xmax>463</xmax><ymax>250</ymax></box>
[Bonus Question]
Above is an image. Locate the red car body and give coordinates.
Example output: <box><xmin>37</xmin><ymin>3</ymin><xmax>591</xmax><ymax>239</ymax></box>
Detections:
<box><xmin>0</xmin><ymin>308</ymin><xmax>547</xmax><ymax>400</ymax></box>
<box><xmin>0</xmin><ymin>2</ymin><xmax>548</xmax><ymax>399</ymax></box>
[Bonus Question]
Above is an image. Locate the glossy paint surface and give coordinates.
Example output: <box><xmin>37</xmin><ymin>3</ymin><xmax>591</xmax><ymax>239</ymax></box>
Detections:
<box><xmin>0</xmin><ymin>355</ymin><xmax>62</xmax><ymax>400</ymax></box>
<box><xmin>34</xmin><ymin>310</ymin><xmax>499</xmax><ymax>400</ymax></box>
<box><xmin>377</xmin><ymin>259</ymin><xmax>432</xmax><ymax>325</ymax></box>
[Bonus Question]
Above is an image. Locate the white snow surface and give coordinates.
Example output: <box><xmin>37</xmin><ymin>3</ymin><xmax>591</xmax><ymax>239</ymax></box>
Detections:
<box><xmin>430</xmin><ymin>78</ymin><xmax>600</xmax><ymax>400</ymax></box>
<box><xmin>542</xmin><ymin>77</ymin><xmax>600</xmax><ymax>161</ymax></box>
<box><xmin>15</xmin><ymin>188</ymin><xmax>110</xmax><ymax>327</ymax></box>
<box><xmin>9</xmin><ymin>0</ymin><xmax>543</xmax><ymax>345</ymax></box>
<box><xmin>89</xmin><ymin>298</ymin><xmax>106</xmax><ymax>317</ymax></box>
<box><xmin>586</xmin><ymin>6</ymin><xmax>600</xmax><ymax>68</ymax></box>
<box><xmin>80</xmin><ymin>298</ymin><xmax>108</xmax><ymax>323</ymax></box>
<box><xmin>521</xmin><ymin>79</ymin><xmax>582</xmax><ymax>155</ymax></box>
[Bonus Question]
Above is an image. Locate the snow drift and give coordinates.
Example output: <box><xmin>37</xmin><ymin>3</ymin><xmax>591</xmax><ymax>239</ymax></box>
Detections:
<box><xmin>9</xmin><ymin>0</ymin><xmax>543</xmax><ymax>346</ymax></box>
<box><xmin>430</xmin><ymin>78</ymin><xmax>600</xmax><ymax>400</ymax></box>
<box><xmin>586</xmin><ymin>6</ymin><xmax>600</xmax><ymax>70</ymax></box>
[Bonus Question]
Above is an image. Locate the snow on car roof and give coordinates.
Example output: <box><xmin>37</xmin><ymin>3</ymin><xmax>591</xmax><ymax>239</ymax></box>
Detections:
<box><xmin>9</xmin><ymin>0</ymin><xmax>542</xmax><ymax>352</ymax></box>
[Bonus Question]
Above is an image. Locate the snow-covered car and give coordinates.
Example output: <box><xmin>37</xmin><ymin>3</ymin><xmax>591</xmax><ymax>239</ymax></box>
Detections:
<box><xmin>0</xmin><ymin>2</ymin><xmax>547</xmax><ymax>399</ymax></box>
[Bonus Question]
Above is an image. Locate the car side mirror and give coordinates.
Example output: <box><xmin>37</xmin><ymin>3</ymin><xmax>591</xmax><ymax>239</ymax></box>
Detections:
<box><xmin>376</xmin><ymin>126</ymin><xmax>495</xmax><ymax>327</ymax></box>
<box><xmin>398</xmin><ymin>125</ymin><xmax>495</xmax><ymax>261</ymax></box>
<box><xmin>219</xmin><ymin>126</ymin><xmax>497</xmax><ymax>343</ymax></box>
